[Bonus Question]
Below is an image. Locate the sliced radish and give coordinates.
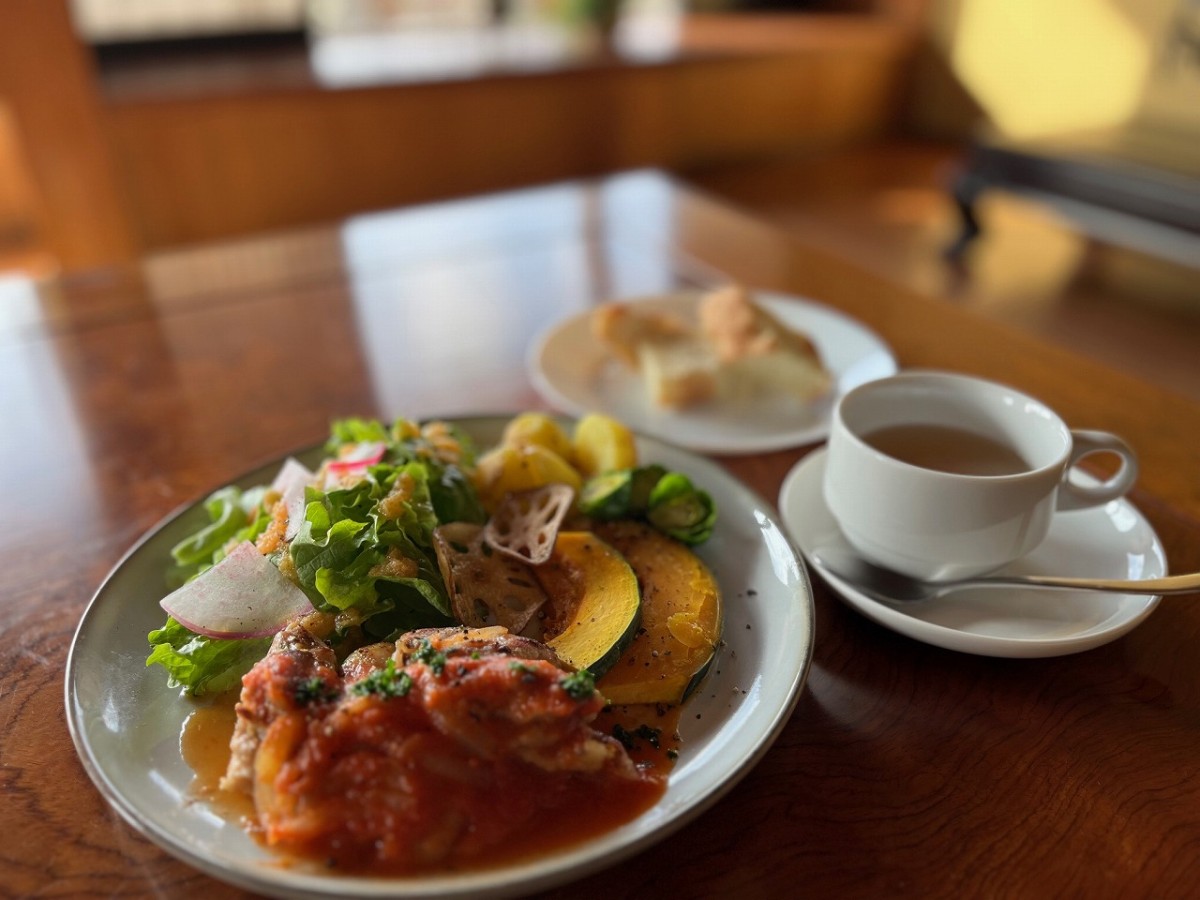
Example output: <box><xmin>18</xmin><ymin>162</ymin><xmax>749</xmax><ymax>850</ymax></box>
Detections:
<box><xmin>271</xmin><ymin>457</ymin><xmax>315</xmax><ymax>541</ymax></box>
<box><xmin>326</xmin><ymin>441</ymin><xmax>386</xmax><ymax>476</ymax></box>
<box><xmin>271</xmin><ymin>456</ymin><xmax>314</xmax><ymax>494</ymax></box>
<box><xmin>160</xmin><ymin>540</ymin><xmax>313</xmax><ymax>639</ymax></box>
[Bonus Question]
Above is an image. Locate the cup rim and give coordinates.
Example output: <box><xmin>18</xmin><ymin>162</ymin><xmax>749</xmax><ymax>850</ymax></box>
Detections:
<box><xmin>835</xmin><ymin>369</ymin><xmax>1071</xmax><ymax>480</ymax></box>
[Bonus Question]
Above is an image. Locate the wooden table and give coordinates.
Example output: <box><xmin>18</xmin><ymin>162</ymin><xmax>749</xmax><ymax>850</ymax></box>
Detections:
<box><xmin>4</xmin><ymin>170</ymin><xmax>1200</xmax><ymax>898</ymax></box>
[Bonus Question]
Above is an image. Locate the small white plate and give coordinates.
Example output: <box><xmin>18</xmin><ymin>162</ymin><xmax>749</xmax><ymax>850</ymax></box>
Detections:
<box><xmin>778</xmin><ymin>448</ymin><xmax>1165</xmax><ymax>658</ymax></box>
<box><xmin>529</xmin><ymin>290</ymin><xmax>896</xmax><ymax>455</ymax></box>
<box><xmin>66</xmin><ymin>417</ymin><xmax>814</xmax><ymax>899</ymax></box>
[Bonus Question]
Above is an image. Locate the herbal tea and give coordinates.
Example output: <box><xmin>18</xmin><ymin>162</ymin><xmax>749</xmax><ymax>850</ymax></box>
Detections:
<box><xmin>863</xmin><ymin>424</ymin><xmax>1029</xmax><ymax>476</ymax></box>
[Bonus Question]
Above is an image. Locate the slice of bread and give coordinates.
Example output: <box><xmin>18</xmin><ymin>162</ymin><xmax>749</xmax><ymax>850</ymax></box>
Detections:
<box><xmin>637</xmin><ymin>338</ymin><xmax>719</xmax><ymax>409</ymax></box>
<box><xmin>590</xmin><ymin>288</ymin><xmax>830</xmax><ymax>409</ymax></box>
<box><xmin>590</xmin><ymin>301</ymin><xmax>689</xmax><ymax>368</ymax></box>
<box><xmin>699</xmin><ymin>286</ymin><xmax>831</xmax><ymax>401</ymax></box>
<box><xmin>719</xmin><ymin>350</ymin><xmax>831</xmax><ymax>401</ymax></box>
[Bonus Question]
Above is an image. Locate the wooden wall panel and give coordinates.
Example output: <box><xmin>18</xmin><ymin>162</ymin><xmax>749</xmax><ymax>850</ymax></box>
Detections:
<box><xmin>103</xmin><ymin>20</ymin><xmax>915</xmax><ymax>249</ymax></box>
<box><xmin>0</xmin><ymin>0</ymin><xmax>137</xmax><ymax>268</ymax></box>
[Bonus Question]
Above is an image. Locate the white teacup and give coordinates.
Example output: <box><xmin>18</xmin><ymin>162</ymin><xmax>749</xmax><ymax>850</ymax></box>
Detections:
<box><xmin>823</xmin><ymin>370</ymin><xmax>1139</xmax><ymax>581</ymax></box>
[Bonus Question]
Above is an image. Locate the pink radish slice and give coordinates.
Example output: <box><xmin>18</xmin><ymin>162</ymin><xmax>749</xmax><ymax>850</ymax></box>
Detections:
<box><xmin>271</xmin><ymin>457</ymin><xmax>315</xmax><ymax>541</ymax></box>
<box><xmin>271</xmin><ymin>456</ymin><xmax>314</xmax><ymax>494</ymax></box>
<box><xmin>161</xmin><ymin>540</ymin><xmax>313</xmax><ymax>639</ymax></box>
<box><xmin>326</xmin><ymin>441</ymin><xmax>386</xmax><ymax>476</ymax></box>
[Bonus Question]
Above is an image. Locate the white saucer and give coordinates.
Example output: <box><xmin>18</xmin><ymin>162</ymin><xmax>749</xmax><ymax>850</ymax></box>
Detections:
<box><xmin>528</xmin><ymin>290</ymin><xmax>896</xmax><ymax>455</ymax></box>
<box><xmin>778</xmin><ymin>449</ymin><xmax>1165</xmax><ymax>658</ymax></box>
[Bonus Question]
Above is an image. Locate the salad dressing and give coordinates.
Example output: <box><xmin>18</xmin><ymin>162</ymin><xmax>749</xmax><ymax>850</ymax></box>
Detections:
<box><xmin>180</xmin><ymin>692</ymin><xmax>254</xmax><ymax>822</ymax></box>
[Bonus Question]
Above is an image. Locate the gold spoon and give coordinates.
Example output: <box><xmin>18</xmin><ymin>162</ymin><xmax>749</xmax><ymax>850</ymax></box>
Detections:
<box><xmin>810</xmin><ymin>546</ymin><xmax>1200</xmax><ymax>604</ymax></box>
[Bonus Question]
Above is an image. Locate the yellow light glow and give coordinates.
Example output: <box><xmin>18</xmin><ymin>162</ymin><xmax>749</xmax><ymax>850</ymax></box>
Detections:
<box><xmin>951</xmin><ymin>0</ymin><xmax>1152</xmax><ymax>139</ymax></box>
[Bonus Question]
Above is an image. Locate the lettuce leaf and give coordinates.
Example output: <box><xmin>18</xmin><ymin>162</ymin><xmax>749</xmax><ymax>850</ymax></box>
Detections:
<box><xmin>146</xmin><ymin>616</ymin><xmax>271</xmax><ymax>696</ymax></box>
<box><xmin>325</xmin><ymin>417</ymin><xmax>389</xmax><ymax>452</ymax></box>
<box><xmin>289</xmin><ymin>458</ymin><xmax>454</xmax><ymax>624</ymax></box>
<box><xmin>149</xmin><ymin>416</ymin><xmax>482</xmax><ymax>694</ymax></box>
<box><xmin>428</xmin><ymin>462</ymin><xmax>485</xmax><ymax>525</ymax></box>
<box><xmin>167</xmin><ymin>485</ymin><xmax>273</xmax><ymax>586</ymax></box>
<box><xmin>375</xmin><ymin>418</ymin><xmax>484</xmax><ymax>526</ymax></box>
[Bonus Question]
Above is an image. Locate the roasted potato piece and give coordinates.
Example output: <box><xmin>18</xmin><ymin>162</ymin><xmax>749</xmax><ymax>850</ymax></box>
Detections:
<box><xmin>501</xmin><ymin>413</ymin><xmax>575</xmax><ymax>462</ymax></box>
<box><xmin>572</xmin><ymin>413</ymin><xmax>638</xmax><ymax>478</ymax></box>
<box><xmin>473</xmin><ymin>443</ymin><xmax>582</xmax><ymax>512</ymax></box>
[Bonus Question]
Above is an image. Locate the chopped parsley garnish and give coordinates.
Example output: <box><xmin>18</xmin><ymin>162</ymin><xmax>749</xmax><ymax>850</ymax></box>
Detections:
<box><xmin>350</xmin><ymin>659</ymin><xmax>413</xmax><ymax>698</ymax></box>
<box><xmin>294</xmin><ymin>676</ymin><xmax>338</xmax><ymax>706</ymax></box>
<box><xmin>559</xmin><ymin>668</ymin><xmax>595</xmax><ymax>700</ymax></box>
<box><xmin>611</xmin><ymin>723</ymin><xmax>662</xmax><ymax>751</ymax></box>
<box><xmin>508</xmin><ymin>660</ymin><xmax>537</xmax><ymax>681</ymax></box>
<box><xmin>411</xmin><ymin>638</ymin><xmax>446</xmax><ymax>675</ymax></box>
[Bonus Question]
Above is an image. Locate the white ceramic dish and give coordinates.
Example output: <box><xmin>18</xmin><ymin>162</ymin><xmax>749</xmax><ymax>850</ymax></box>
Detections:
<box><xmin>778</xmin><ymin>448</ymin><xmax>1164</xmax><ymax>658</ymax></box>
<box><xmin>528</xmin><ymin>290</ymin><xmax>897</xmax><ymax>454</ymax></box>
<box><xmin>66</xmin><ymin>417</ymin><xmax>815</xmax><ymax>899</ymax></box>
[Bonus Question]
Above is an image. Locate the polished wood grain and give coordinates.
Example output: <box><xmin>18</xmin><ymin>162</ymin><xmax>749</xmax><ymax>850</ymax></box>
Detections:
<box><xmin>3</xmin><ymin>171</ymin><xmax>1200</xmax><ymax>898</ymax></box>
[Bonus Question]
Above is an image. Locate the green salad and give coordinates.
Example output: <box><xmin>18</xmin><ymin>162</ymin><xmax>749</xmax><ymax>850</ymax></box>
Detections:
<box><xmin>147</xmin><ymin>417</ymin><xmax>484</xmax><ymax>696</ymax></box>
<box><xmin>147</xmin><ymin>414</ymin><xmax>717</xmax><ymax>697</ymax></box>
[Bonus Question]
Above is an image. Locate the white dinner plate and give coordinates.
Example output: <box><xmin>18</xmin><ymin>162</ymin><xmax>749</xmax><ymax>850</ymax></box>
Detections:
<box><xmin>779</xmin><ymin>448</ymin><xmax>1164</xmax><ymax>658</ymax></box>
<box><xmin>529</xmin><ymin>290</ymin><xmax>897</xmax><ymax>454</ymax></box>
<box><xmin>66</xmin><ymin>417</ymin><xmax>814</xmax><ymax>899</ymax></box>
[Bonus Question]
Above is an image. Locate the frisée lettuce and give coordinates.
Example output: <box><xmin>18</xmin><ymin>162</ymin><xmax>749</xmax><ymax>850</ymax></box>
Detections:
<box><xmin>167</xmin><ymin>485</ymin><xmax>274</xmax><ymax>588</ymax></box>
<box><xmin>147</xmin><ymin>417</ymin><xmax>486</xmax><ymax>695</ymax></box>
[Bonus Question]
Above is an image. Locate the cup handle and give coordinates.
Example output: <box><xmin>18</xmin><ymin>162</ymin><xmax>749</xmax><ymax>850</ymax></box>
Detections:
<box><xmin>1055</xmin><ymin>430</ymin><xmax>1139</xmax><ymax>512</ymax></box>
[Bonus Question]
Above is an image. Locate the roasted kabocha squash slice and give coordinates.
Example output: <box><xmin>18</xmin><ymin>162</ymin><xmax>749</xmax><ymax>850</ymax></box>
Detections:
<box><xmin>531</xmin><ymin>531</ymin><xmax>641</xmax><ymax>679</ymax></box>
<box><xmin>591</xmin><ymin>520</ymin><xmax>722</xmax><ymax>705</ymax></box>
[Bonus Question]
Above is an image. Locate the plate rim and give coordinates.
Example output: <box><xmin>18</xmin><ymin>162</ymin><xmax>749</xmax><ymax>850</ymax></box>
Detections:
<box><xmin>778</xmin><ymin>447</ymin><xmax>1163</xmax><ymax>658</ymax></box>
<box><xmin>527</xmin><ymin>288</ymin><xmax>897</xmax><ymax>455</ymax></box>
<box><xmin>65</xmin><ymin>414</ymin><xmax>815</xmax><ymax>898</ymax></box>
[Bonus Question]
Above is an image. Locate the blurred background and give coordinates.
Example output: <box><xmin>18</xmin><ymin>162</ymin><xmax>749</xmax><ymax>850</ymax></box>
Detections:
<box><xmin>1</xmin><ymin>0</ymin><xmax>1197</xmax><ymax>395</ymax></box>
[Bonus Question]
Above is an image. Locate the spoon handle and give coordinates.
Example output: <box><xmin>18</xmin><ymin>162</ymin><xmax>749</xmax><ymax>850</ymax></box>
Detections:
<box><xmin>962</xmin><ymin>571</ymin><xmax>1200</xmax><ymax>595</ymax></box>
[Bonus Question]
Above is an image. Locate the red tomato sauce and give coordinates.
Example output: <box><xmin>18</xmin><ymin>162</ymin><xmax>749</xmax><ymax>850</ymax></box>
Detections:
<box><xmin>184</xmin><ymin>657</ymin><xmax>674</xmax><ymax>875</ymax></box>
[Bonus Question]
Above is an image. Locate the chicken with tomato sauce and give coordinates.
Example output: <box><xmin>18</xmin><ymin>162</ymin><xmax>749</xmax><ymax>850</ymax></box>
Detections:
<box><xmin>224</xmin><ymin>620</ymin><xmax>664</xmax><ymax>873</ymax></box>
